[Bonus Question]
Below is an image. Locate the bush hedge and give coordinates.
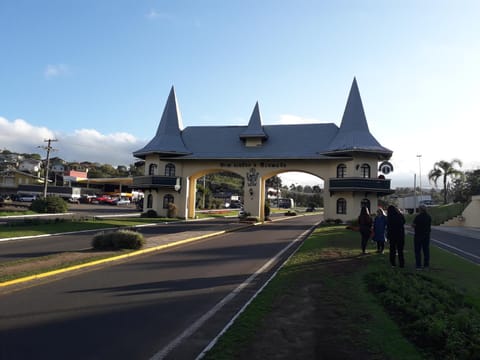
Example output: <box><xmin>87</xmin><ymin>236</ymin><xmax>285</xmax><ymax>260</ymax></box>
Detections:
<box><xmin>92</xmin><ymin>230</ymin><xmax>145</xmax><ymax>250</ymax></box>
<box><xmin>365</xmin><ymin>270</ymin><xmax>480</xmax><ymax>359</ymax></box>
<box><xmin>30</xmin><ymin>196</ymin><xmax>68</xmax><ymax>213</ymax></box>
<box><xmin>141</xmin><ymin>209</ymin><xmax>158</xmax><ymax>218</ymax></box>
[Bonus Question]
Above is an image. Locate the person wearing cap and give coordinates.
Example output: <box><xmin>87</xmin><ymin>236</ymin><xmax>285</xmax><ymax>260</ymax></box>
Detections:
<box><xmin>412</xmin><ymin>204</ymin><xmax>432</xmax><ymax>270</ymax></box>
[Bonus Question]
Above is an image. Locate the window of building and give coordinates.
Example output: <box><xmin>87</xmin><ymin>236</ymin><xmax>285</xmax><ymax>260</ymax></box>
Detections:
<box><xmin>147</xmin><ymin>194</ymin><xmax>153</xmax><ymax>208</ymax></box>
<box><xmin>337</xmin><ymin>164</ymin><xmax>347</xmax><ymax>178</ymax></box>
<box><xmin>163</xmin><ymin>194</ymin><xmax>174</xmax><ymax>209</ymax></box>
<box><xmin>360</xmin><ymin>164</ymin><xmax>370</xmax><ymax>178</ymax></box>
<box><xmin>148</xmin><ymin>164</ymin><xmax>157</xmax><ymax>176</ymax></box>
<box><xmin>336</xmin><ymin>198</ymin><xmax>347</xmax><ymax>214</ymax></box>
<box><xmin>165</xmin><ymin>163</ymin><xmax>176</xmax><ymax>177</ymax></box>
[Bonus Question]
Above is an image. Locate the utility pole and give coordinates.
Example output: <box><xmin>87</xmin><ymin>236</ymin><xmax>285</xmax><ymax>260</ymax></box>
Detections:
<box><xmin>39</xmin><ymin>139</ymin><xmax>58</xmax><ymax>198</ymax></box>
<box><xmin>417</xmin><ymin>154</ymin><xmax>422</xmax><ymax>199</ymax></box>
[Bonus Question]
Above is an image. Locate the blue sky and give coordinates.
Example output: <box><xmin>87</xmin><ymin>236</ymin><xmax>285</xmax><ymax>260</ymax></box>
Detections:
<box><xmin>1</xmin><ymin>1</ymin><xmax>479</xmax><ymax>188</ymax></box>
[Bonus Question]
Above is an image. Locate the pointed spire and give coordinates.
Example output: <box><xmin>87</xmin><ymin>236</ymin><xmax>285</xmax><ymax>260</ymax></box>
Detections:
<box><xmin>339</xmin><ymin>77</ymin><xmax>370</xmax><ymax>132</ymax></box>
<box><xmin>323</xmin><ymin>78</ymin><xmax>392</xmax><ymax>156</ymax></box>
<box><xmin>155</xmin><ymin>86</ymin><xmax>185</xmax><ymax>136</ymax></box>
<box><xmin>239</xmin><ymin>102</ymin><xmax>268</xmax><ymax>140</ymax></box>
<box><xmin>133</xmin><ymin>86</ymin><xmax>190</xmax><ymax>158</ymax></box>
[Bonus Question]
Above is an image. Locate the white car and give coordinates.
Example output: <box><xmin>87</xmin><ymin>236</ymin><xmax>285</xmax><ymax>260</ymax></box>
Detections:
<box><xmin>18</xmin><ymin>194</ymin><xmax>37</xmax><ymax>202</ymax></box>
<box><xmin>114</xmin><ymin>198</ymin><xmax>131</xmax><ymax>206</ymax></box>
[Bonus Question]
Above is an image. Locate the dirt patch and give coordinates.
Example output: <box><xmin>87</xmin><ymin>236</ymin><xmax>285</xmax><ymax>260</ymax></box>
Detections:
<box><xmin>237</xmin><ymin>256</ymin><xmax>384</xmax><ymax>360</ymax></box>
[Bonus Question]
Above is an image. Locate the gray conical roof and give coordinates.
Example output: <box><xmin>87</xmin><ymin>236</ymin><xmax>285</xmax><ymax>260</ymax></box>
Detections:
<box><xmin>133</xmin><ymin>86</ymin><xmax>190</xmax><ymax>158</ymax></box>
<box><xmin>239</xmin><ymin>102</ymin><xmax>268</xmax><ymax>140</ymax></box>
<box><xmin>323</xmin><ymin>78</ymin><xmax>392</xmax><ymax>157</ymax></box>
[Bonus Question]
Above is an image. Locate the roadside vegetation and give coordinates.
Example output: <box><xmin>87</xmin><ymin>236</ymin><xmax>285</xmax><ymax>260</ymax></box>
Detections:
<box><xmin>203</xmin><ymin>226</ymin><xmax>480</xmax><ymax>360</ymax></box>
<box><xmin>92</xmin><ymin>229</ymin><xmax>145</xmax><ymax>250</ymax></box>
<box><xmin>403</xmin><ymin>203</ymin><xmax>465</xmax><ymax>225</ymax></box>
<box><xmin>0</xmin><ymin>216</ymin><xmax>177</xmax><ymax>239</ymax></box>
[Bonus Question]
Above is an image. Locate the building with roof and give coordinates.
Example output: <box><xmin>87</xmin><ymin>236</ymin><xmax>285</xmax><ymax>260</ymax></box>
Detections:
<box><xmin>133</xmin><ymin>78</ymin><xmax>394</xmax><ymax>220</ymax></box>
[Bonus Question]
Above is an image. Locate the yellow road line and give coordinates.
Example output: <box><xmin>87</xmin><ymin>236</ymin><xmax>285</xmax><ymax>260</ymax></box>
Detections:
<box><xmin>0</xmin><ymin>230</ymin><xmax>228</xmax><ymax>288</ymax></box>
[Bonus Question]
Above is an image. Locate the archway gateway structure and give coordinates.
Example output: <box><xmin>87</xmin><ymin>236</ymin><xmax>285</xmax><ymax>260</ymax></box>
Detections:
<box><xmin>133</xmin><ymin>78</ymin><xmax>394</xmax><ymax>221</ymax></box>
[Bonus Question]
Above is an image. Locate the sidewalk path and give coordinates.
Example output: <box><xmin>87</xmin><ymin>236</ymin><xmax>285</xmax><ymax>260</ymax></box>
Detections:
<box><xmin>433</xmin><ymin>226</ymin><xmax>480</xmax><ymax>240</ymax></box>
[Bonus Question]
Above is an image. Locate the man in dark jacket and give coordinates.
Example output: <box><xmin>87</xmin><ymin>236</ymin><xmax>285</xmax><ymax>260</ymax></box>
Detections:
<box><xmin>412</xmin><ymin>205</ymin><xmax>432</xmax><ymax>270</ymax></box>
<box><xmin>387</xmin><ymin>205</ymin><xmax>406</xmax><ymax>268</ymax></box>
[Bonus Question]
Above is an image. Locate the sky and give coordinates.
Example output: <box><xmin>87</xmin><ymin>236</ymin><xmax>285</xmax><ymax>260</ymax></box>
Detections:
<box><xmin>1</xmin><ymin>0</ymin><xmax>479</xmax><ymax>189</ymax></box>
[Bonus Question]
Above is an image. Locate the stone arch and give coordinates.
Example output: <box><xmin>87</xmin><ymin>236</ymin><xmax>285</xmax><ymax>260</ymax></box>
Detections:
<box><xmin>133</xmin><ymin>79</ymin><xmax>394</xmax><ymax>221</ymax></box>
<box><xmin>261</xmin><ymin>169</ymin><xmax>325</xmax><ymax>219</ymax></box>
<box><xmin>186</xmin><ymin>168</ymin><xmax>245</xmax><ymax>219</ymax></box>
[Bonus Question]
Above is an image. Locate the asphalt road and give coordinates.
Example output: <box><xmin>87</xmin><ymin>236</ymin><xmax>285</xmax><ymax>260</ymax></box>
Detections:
<box><xmin>0</xmin><ymin>217</ymin><xmax>243</xmax><ymax>263</ymax></box>
<box><xmin>0</xmin><ymin>214</ymin><xmax>322</xmax><ymax>360</ymax></box>
<box><xmin>430</xmin><ymin>227</ymin><xmax>480</xmax><ymax>265</ymax></box>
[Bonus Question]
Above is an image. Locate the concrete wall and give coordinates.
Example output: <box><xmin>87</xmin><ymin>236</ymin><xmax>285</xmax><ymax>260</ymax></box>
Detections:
<box><xmin>441</xmin><ymin>195</ymin><xmax>480</xmax><ymax>228</ymax></box>
<box><xmin>461</xmin><ymin>195</ymin><xmax>480</xmax><ymax>228</ymax></box>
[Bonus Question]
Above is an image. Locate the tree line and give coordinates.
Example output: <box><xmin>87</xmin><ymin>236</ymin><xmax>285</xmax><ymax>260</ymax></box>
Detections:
<box><xmin>427</xmin><ymin>158</ymin><xmax>479</xmax><ymax>204</ymax></box>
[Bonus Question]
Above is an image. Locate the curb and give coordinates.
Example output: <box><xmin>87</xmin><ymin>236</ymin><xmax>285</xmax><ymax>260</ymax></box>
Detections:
<box><xmin>0</xmin><ymin>213</ymin><xmax>318</xmax><ymax>289</ymax></box>
<box><xmin>0</xmin><ymin>224</ymin><xmax>252</xmax><ymax>289</ymax></box>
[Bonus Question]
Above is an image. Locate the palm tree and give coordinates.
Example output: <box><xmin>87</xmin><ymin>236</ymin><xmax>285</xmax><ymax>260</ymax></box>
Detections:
<box><xmin>428</xmin><ymin>159</ymin><xmax>463</xmax><ymax>204</ymax></box>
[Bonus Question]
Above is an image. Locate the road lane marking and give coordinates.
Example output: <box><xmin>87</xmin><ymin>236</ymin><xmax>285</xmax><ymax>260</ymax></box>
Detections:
<box><xmin>149</xmin><ymin>221</ymin><xmax>321</xmax><ymax>360</ymax></box>
<box><xmin>432</xmin><ymin>237</ymin><xmax>480</xmax><ymax>261</ymax></box>
<box><xmin>0</xmin><ymin>230</ymin><xmax>229</xmax><ymax>288</ymax></box>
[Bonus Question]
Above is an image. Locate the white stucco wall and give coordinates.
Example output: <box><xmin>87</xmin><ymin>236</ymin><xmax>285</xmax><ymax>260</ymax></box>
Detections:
<box><xmin>140</xmin><ymin>154</ymin><xmax>387</xmax><ymax>221</ymax></box>
<box><xmin>462</xmin><ymin>195</ymin><xmax>480</xmax><ymax>228</ymax></box>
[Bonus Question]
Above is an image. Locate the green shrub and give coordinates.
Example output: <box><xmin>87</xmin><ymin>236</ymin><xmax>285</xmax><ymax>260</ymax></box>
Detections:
<box><xmin>284</xmin><ymin>210</ymin><xmax>296</xmax><ymax>216</ymax></box>
<box><xmin>30</xmin><ymin>196</ymin><xmax>68</xmax><ymax>213</ymax></box>
<box><xmin>365</xmin><ymin>270</ymin><xmax>480</xmax><ymax>359</ymax></box>
<box><xmin>141</xmin><ymin>209</ymin><xmax>158</xmax><ymax>218</ymax></box>
<box><xmin>167</xmin><ymin>203</ymin><xmax>177</xmax><ymax>218</ymax></box>
<box><xmin>92</xmin><ymin>230</ymin><xmax>145</xmax><ymax>250</ymax></box>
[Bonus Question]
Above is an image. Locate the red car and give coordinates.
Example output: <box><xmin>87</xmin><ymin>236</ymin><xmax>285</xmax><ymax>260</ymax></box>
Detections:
<box><xmin>91</xmin><ymin>195</ymin><xmax>114</xmax><ymax>205</ymax></box>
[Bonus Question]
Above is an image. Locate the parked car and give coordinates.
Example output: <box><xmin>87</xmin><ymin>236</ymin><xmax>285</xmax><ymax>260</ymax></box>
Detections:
<box><xmin>113</xmin><ymin>198</ymin><xmax>131</xmax><ymax>206</ymax></box>
<box><xmin>79</xmin><ymin>194</ymin><xmax>97</xmax><ymax>204</ymax></box>
<box><xmin>18</xmin><ymin>194</ymin><xmax>37</xmax><ymax>202</ymax></box>
<box><xmin>91</xmin><ymin>195</ymin><xmax>113</xmax><ymax>205</ymax></box>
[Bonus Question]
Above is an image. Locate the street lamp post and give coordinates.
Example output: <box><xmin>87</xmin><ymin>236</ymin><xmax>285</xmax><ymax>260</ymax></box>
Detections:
<box><xmin>417</xmin><ymin>154</ymin><xmax>422</xmax><ymax>199</ymax></box>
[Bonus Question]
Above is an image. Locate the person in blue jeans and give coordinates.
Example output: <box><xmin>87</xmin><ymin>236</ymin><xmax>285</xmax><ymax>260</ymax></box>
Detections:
<box><xmin>373</xmin><ymin>208</ymin><xmax>387</xmax><ymax>253</ymax></box>
<box><xmin>412</xmin><ymin>204</ymin><xmax>432</xmax><ymax>270</ymax></box>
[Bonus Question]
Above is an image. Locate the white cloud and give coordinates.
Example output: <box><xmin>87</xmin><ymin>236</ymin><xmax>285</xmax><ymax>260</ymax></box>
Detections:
<box><xmin>0</xmin><ymin>117</ymin><xmax>143</xmax><ymax>166</ymax></box>
<box><xmin>0</xmin><ymin>117</ymin><xmax>55</xmax><ymax>148</ymax></box>
<box><xmin>44</xmin><ymin>64</ymin><xmax>70</xmax><ymax>79</ymax></box>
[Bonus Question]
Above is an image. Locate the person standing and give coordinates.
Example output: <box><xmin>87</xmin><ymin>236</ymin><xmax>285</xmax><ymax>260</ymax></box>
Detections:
<box><xmin>412</xmin><ymin>204</ymin><xmax>432</xmax><ymax>270</ymax></box>
<box><xmin>358</xmin><ymin>206</ymin><xmax>373</xmax><ymax>254</ymax></box>
<box><xmin>386</xmin><ymin>205</ymin><xmax>405</xmax><ymax>267</ymax></box>
<box><xmin>373</xmin><ymin>208</ymin><xmax>387</xmax><ymax>253</ymax></box>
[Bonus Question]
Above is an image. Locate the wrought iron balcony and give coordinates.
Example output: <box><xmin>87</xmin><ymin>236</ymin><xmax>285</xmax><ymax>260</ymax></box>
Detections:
<box><xmin>132</xmin><ymin>176</ymin><xmax>181</xmax><ymax>191</ymax></box>
<box><xmin>328</xmin><ymin>177</ymin><xmax>393</xmax><ymax>194</ymax></box>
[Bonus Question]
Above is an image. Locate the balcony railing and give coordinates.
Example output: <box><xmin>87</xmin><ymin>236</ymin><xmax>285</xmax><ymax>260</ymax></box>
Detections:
<box><xmin>133</xmin><ymin>176</ymin><xmax>181</xmax><ymax>190</ymax></box>
<box><xmin>329</xmin><ymin>177</ymin><xmax>393</xmax><ymax>194</ymax></box>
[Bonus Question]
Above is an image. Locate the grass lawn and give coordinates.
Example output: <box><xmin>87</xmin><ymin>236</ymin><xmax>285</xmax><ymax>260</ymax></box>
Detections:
<box><xmin>0</xmin><ymin>217</ymin><xmax>177</xmax><ymax>239</ymax></box>
<box><xmin>203</xmin><ymin>226</ymin><xmax>479</xmax><ymax>359</ymax></box>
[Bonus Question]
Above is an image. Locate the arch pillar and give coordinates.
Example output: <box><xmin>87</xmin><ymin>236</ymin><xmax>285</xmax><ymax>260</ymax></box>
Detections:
<box><xmin>187</xmin><ymin>177</ymin><xmax>196</xmax><ymax>219</ymax></box>
<box><xmin>242</xmin><ymin>167</ymin><xmax>266</xmax><ymax>220</ymax></box>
